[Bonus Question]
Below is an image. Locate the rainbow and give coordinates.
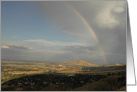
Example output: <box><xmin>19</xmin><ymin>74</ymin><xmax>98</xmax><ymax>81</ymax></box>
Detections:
<box><xmin>69</xmin><ymin>5</ymin><xmax>107</xmax><ymax>63</ymax></box>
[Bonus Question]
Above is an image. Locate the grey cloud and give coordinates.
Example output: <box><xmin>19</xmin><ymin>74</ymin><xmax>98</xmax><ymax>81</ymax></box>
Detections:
<box><xmin>1</xmin><ymin>1</ymin><xmax>126</xmax><ymax>65</ymax></box>
<box><xmin>25</xmin><ymin>39</ymin><xmax>89</xmax><ymax>47</ymax></box>
<box><xmin>4</xmin><ymin>44</ymin><xmax>32</xmax><ymax>50</ymax></box>
<box><xmin>62</xmin><ymin>46</ymin><xmax>99</xmax><ymax>54</ymax></box>
<box><xmin>38</xmin><ymin>1</ymin><xmax>97</xmax><ymax>43</ymax></box>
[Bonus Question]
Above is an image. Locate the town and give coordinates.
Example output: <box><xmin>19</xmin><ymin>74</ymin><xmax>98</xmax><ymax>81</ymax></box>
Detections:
<box><xmin>1</xmin><ymin>61</ymin><xmax>126</xmax><ymax>91</ymax></box>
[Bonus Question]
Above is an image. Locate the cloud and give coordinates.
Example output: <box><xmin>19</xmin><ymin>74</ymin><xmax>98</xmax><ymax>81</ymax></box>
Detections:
<box><xmin>62</xmin><ymin>46</ymin><xmax>98</xmax><ymax>54</ymax></box>
<box><xmin>1</xmin><ymin>40</ymin><xmax>102</xmax><ymax>64</ymax></box>
<box><xmin>1</xmin><ymin>44</ymin><xmax>33</xmax><ymax>50</ymax></box>
<box><xmin>95</xmin><ymin>1</ymin><xmax>126</xmax><ymax>29</ymax></box>
<box><xmin>1</xmin><ymin>44</ymin><xmax>33</xmax><ymax>61</ymax></box>
<box><xmin>1</xmin><ymin>1</ymin><xmax>126</xmax><ymax>65</ymax></box>
<box><xmin>39</xmin><ymin>2</ymin><xmax>96</xmax><ymax>44</ymax></box>
<box><xmin>25</xmin><ymin>39</ymin><xmax>88</xmax><ymax>47</ymax></box>
<box><xmin>113</xmin><ymin>7</ymin><xmax>125</xmax><ymax>13</ymax></box>
<box><xmin>1</xmin><ymin>46</ymin><xmax>9</xmax><ymax>48</ymax></box>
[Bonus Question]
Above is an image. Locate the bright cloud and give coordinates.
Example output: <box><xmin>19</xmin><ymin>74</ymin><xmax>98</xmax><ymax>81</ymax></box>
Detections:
<box><xmin>1</xmin><ymin>45</ymin><xmax>9</xmax><ymax>48</ymax></box>
<box><xmin>24</xmin><ymin>39</ymin><xmax>88</xmax><ymax>47</ymax></box>
<box><xmin>1</xmin><ymin>44</ymin><xmax>33</xmax><ymax>50</ymax></box>
<box><xmin>96</xmin><ymin>1</ymin><xmax>126</xmax><ymax>29</ymax></box>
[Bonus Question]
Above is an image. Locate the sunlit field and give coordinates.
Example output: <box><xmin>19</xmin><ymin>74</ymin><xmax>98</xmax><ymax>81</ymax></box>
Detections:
<box><xmin>1</xmin><ymin>61</ymin><xmax>126</xmax><ymax>91</ymax></box>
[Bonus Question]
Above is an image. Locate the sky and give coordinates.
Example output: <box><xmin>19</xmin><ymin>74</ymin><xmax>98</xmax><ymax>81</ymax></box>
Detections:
<box><xmin>1</xmin><ymin>1</ymin><xmax>127</xmax><ymax>65</ymax></box>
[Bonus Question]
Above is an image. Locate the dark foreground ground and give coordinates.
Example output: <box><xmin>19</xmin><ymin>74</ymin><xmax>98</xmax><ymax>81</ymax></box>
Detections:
<box><xmin>1</xmin><ymin>71</ymin><xmax>126</xmax><ymax>91</ymax></box>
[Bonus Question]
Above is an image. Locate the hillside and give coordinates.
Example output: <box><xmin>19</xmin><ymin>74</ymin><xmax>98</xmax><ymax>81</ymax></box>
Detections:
<box><xmin>59</xmin><ymin>60</ymin><xmax>101</xmax><ymax>67</ymax></box>
<box><xmin>103</xmin><ymin>64</ymin><xmax>125</xmax><ymax>67</ymax></box>
<box><xmin>113</xmin><ymin>65</ymin><xmax>126</xmax><ymax>70</ymax></box>
<box><xmin>2</xmin><ymin>61</ymin><xmax>126</xmax><ymax>91</ymax></box>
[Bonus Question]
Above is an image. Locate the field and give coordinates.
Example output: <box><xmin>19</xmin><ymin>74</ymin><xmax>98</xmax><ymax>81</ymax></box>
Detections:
<box><xmin>1</xmin><ymin>61</ymin><xmax>126</xmax><ymax>91</ymax></box>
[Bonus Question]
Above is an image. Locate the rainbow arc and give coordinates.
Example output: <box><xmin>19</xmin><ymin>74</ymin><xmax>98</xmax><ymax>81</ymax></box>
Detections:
<box><xmin>68</xmin><ymin>5</ymin><xmax>107</xmax><ymax>63</ymax></box>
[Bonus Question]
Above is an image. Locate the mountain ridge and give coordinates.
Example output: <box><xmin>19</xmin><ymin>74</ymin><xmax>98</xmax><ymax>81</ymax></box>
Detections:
<box><xmin>57</xmin><ymin>60</ymin><xmax>125</xmax><ymax>67</ymax></box>
<box><xmin>59</xmin><ymin>60</ymin><xmax>101</xmax><ymax>67</ymax></box>
<box><xmin>103</xmin><ymin>64</ymin><xmax>125</xmax><ymax>67</ymax></box>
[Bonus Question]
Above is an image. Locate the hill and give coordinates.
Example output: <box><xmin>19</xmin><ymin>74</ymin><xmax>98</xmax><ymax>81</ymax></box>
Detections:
<box><xmin>103</xmin><ymin>64</ymin><xmax>125</xmax><ymax>67</ymax></box>
<box><xmin>59</xmin><ymin>60</ymin><xmax>101</xmax><ymax>67</ymax></box>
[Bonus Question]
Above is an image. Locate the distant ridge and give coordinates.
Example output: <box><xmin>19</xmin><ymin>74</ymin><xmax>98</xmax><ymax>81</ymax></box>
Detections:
<box><xmin>103</xmin><ymin>64</ymin><xmax>126</xmax><ymax>67</ymax></box>
<box><xmin>113</xmin><ymin>65</ymin><xmax>126</xmax><ymax>70</ymax></box>
<box><xmin>59</xmin><ymin>60</ymin><xmax>101</xmax><ymax>67</ymax></box>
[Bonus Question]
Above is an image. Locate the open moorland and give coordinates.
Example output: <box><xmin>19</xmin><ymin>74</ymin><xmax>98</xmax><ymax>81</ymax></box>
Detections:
<box><xmin>1</xmin><ymin>61</ymin><xmax>126</xmax><ymax>91</ymax></box>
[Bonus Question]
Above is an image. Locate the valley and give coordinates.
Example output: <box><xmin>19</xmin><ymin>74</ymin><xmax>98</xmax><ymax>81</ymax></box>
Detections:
<box><xmin>1</xmin><ymin>60</ymin><xmax>126</xmax><ymax>91</ymax></box>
